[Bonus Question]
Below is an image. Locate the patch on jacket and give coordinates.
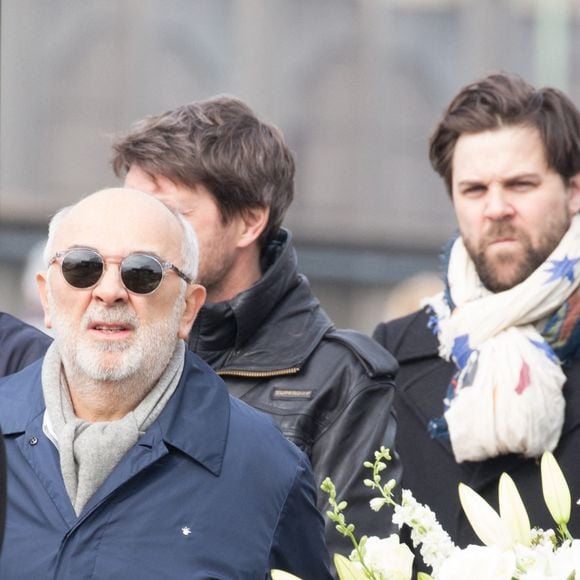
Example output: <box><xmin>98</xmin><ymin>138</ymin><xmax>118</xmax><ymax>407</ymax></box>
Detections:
<box><xmin>272</xmin><ymin>388</ymin><xmax>313</xmax><ymax>400</ymax></box>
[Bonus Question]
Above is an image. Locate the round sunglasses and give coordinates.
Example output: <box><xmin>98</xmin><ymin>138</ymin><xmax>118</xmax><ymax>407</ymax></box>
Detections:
<box><xmin>49</xmin><ymin>248</ymin><xmax>193</xmax><ymax>295</ymax></box>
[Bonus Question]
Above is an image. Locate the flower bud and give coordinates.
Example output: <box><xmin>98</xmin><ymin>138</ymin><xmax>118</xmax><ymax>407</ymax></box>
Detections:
<box><xmin>541</xmin><ymin>451</ymin><xmax>571</xmax><ymax>526</ymax></box>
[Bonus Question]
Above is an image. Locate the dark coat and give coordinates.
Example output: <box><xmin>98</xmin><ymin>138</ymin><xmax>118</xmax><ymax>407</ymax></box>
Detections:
<box><xmin>189</xmin><ymin>229</ymin><xmax>401</xmax><ymax>557</ymax></box>
<box><xmin>0</xmin><ymin>312</ymin><xmax>51</xmax><ymax>377</ymax></box>
<box><xmin>0</xmin><ymin>351</ymin><xmax>332</xmax><ymax>579</ymax></box>
<box><xmin>0</xmin><ymin>313</ymin><xmax>51</xmax><ymax>553</ymax></box>
<box><xmin>374</xmin><ymin>307</ymin><xmax>580</xmax><ymax>547</ymax></box>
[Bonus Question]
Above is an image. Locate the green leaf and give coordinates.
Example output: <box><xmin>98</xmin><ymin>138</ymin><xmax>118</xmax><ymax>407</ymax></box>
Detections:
<box><xmin>458</xmin><ymin>483</ymin><xmax>511</xmax><ymax>548</ymax></box>
<box><xmin>417</xmin><ymin>573</ymin><xmax>434</xmax><ymax>580</ymax></box>
<box><xmin>333</xmin><ymin>555</ymin><xmax>367</xmax><ymax>580</ymax></box>
<box><xmin>498</xmin><ymin>473</ymin><xmax>531</xmax><ymax>546</ymax></box>
<box><xmin>541</xmin><ymin>451</ymin><xmax>571</xmax><ymax>526</ymax></box>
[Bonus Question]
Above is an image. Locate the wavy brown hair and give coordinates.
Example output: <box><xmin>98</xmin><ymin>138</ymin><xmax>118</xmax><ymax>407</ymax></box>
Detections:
<box><xmin>429</xmin><ymin>72</ymin><xmax>580</xmax><ymax>194</ymax></box>
<box><xmin>112</xmin><ymin>96</ymin><xmax>295</xmax><ymax>246</ymax></box>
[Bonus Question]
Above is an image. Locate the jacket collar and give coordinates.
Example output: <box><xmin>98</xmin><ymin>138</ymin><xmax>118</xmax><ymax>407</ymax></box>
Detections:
<box><xmin>154</xmin><ymin>351</ymin><xmax>229</xmax><ymax>475</ymax></box>
<box><xmin>189</xmin><ymin>228</ymin><xmax>334</xmax><ymax>372</ymax></box>
<box><xmin>393</xmin><ymin>308</ymin><xmax>441</xmax><ymax>363</ymax></box>
<box><xmin>0</xmin><ymin>351</ymin><xmax>230</xmax><ymax>477</ymax></box>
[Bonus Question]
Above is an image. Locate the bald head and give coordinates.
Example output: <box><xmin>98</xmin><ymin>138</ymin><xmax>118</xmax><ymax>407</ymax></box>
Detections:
<box><xmin>36</xmin><ymin>187</ymin><xmax>207</xmax><ymax>421</ymax></box>
<box><xmin>44</xmin><ymin>188</ymin><xmax>199</xmax><ymax>281</ymax></box>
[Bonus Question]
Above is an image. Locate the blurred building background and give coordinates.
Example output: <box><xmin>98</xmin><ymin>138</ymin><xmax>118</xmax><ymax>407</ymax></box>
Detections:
<box><xmin>0</xmin><ymin>0</ymin><xmax>578</xmax><ymax>334</ymax></box>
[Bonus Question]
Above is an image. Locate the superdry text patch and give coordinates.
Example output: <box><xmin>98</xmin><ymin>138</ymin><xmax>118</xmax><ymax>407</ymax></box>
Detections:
<box><xmin>272</xmin><ymin>389</ymin><xmax>313</xmax><ymax>400</ymax></box>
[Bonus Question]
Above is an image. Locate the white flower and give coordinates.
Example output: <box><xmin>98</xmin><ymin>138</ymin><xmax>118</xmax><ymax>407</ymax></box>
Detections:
<box><xmin>350</xmin><ymin>535</ymin><xmax>414</xmax><ymax>580</ymax></box>
<box><xmin>436</xmin><ymin>545</ymin><xmax>515</xmax><ymax>580</ymax></box>
<box><xmin>458</xmin><ymin>483</ymin><xmax>512</xmax><ymax>549</ymax></box>
<box><xmin>392</xmin><ymin>489</ymin><xmax>455</xmax><ymax>574</ymax></box>
<box><xmin>513</xmin><ymin>540</ymin><xmax>555</xmax><ymax>579</ymax></box>
<box><xmin>370</xmin><ymin>497</ymin><xmax>387</xmax><ymax>512</ymax></box>
<box><xmin>529</xmin><ymin>526</ymin><xmax>556</xmax><ymax>548</ymax></box>
<box><xmin>271</xmin><ymin>571</ymin><xmax>302</xmax><ymax>580</ymax></box>
<box><xmin>541</xmin><ymin>452</ymin><xmax>572</xmax><ymax>526</ymax></box>
<box><xmin>499</xmin><ymin>473</ymin><xmax>531</xmax><ymax>547</ymax></box>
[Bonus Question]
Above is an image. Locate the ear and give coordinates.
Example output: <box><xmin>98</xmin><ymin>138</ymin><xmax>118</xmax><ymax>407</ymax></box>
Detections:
<box><xmin>235</xmin><ymin>206</ymin><xmax>270</xmax><ymax>249</ymax></box>
<box><xmin>568</xmin><ymin>173</ymin><xmax>580</xmax><ymax>214</ymax></box>
<box><xmin>36</xmin><ymin>271</ymin><xmax>53</xmax><ymax>330</ymax></box>
<box><xmin>178</xmin><ymin>284</ymin><xmax>206</xmax><ymax>340</ymax></box>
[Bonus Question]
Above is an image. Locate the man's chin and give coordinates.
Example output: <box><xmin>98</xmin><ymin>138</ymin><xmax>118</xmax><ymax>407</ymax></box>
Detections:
<box><xmin>478</xmin><ymin>264</ymin><xmax>529</xmax><ymax>292</ymax></box>
<box><xmin>473</xmin><ymin>251</ymin><xmax>529</xmax><ymax>292</ymax></box>
<box><xmin>75</xmin><ymin>349</ymin><xmax>141</xmax><ymax>383</ymax></box>
<box><xmin>80</xmin><ymin>366</ymin><xmax>138</xmax><ymax>384</ymax></box>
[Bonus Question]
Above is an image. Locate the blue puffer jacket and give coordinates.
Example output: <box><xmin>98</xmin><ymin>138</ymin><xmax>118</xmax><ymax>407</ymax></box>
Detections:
<box><xmin>0</xmin><ymin>351</ymin><xmax>331</xmax><ymax>579</ymax></box>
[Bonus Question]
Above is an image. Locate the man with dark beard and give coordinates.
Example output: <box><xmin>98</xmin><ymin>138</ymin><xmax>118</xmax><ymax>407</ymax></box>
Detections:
<box><xmin>0</xmin><ymin>188</ymin><xmax>331</xmax><ymax>579</ymax></box>
<box><xmin>373</xmin><ymin>72</ymin><xmax>580</xmax><ymax>546</ymax></box>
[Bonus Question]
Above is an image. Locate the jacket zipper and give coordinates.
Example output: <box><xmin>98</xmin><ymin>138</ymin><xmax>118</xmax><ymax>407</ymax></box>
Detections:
<box><xmin>218</xmin><ymin>367</ymin><xmax>300</xmax><ymax>378</ymax></box>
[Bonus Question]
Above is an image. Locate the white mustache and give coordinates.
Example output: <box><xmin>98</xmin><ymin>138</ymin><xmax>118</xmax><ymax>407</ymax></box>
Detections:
<box><xmin>83</xmin><ymin>306</ymin><xmax>139</xmax><ymax>330</ymax></box>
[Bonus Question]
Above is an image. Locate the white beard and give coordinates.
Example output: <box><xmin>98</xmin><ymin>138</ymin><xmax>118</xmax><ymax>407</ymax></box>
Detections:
<box><xmin>48</xmin><ymin>284</ymin><xmax>186</xmax><ymax>396</ymax></box>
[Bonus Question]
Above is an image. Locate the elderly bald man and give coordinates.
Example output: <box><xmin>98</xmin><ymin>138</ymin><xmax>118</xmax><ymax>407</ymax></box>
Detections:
<box><xmin>0</xmin><ymin>188</ymin><xmax>331</xmax><ymax>579</ymax></box>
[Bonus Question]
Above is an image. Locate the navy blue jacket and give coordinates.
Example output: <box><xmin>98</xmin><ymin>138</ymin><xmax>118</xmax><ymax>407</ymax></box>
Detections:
<box><xmin>0</xmin><ymin>312</ymin><xmax>50</xmax><ymax>554</ymax></box>
<box><xmin>0</xmin><ymin>312</ymin><xmax>51</xmax><ymax>377</ymax></box>
<box><xmin>0</xmin><ymin>351</ymin><xmax>331</xmax><ymax>579</ymax></box>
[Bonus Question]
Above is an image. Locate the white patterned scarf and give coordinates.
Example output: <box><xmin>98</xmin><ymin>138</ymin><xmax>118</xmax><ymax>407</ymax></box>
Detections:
<box><xmin>426</xmin><ymin>214</ymin><xmax>580</xmax><ymax>463</ymax></box>
<box><xmin>42</xmin><ymin>340</ymin><xmax>185</xmax><ymax>515</ymax></box>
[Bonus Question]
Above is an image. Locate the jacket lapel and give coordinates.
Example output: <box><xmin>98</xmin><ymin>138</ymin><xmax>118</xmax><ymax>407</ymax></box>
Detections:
<box><xmin>393</xmin><ymin>309</ymin><xmax>458</xmax><ymax>459</ymax></box>
<box><xmin>80</xmin><ymin>351</ymin><xmax>230</xmax><ymax>518</ymax></box>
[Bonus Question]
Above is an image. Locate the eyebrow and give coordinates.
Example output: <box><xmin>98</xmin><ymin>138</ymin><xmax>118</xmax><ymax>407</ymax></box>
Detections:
<box><xmin>457</xmin><ymin>173</ymin><xmax>541</xmax><ymax>189</ymax></box>
<box><xmin>503</xmin><ymin>173</ymin><xmax>541</xmax><ymax>185</ymax></box>
<box><xmin>65</xmin><ymin>245</ymin><xmax>167</xmax><ymax>262</ymax></box>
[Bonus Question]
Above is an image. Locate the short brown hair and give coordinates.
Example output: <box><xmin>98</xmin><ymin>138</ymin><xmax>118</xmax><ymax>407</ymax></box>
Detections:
<box><xmin>112</xmin><ymin>95</ymin><xmax>295</xmax><ymax>246</ymax></box>
<box><xmin>429</xmin><ymin>72</ymin><xmax>580</xmax><ymax>194</ymax></box>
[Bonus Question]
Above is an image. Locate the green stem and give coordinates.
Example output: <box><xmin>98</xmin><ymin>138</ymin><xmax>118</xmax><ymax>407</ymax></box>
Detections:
<box><xmin>558</xmin><ymin>521</ymin><xmax>573</xmax><ymax>542</ymax></box>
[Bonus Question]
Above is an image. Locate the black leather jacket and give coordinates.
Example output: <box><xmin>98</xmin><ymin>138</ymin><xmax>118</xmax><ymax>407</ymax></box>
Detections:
<box><xmin>189</xmin><ymin>229</ymin><xmax>401</xmax><ymax>559</ymax></box>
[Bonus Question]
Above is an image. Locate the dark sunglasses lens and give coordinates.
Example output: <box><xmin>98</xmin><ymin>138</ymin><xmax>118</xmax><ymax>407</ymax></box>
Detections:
<box><xmin>61</xmin><ymin>250</ymin><xmax>104</xmax><ymax>288</ymax></box>
<box><xmin>121</xmin><ymin>255</ymin><xmax>163</xmax><ymax>294</ymax></box>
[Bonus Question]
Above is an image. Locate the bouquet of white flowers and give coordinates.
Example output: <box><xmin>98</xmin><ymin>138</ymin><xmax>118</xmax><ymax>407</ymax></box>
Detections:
<box><xmin>272</xmin><ymin>447</ymin><xmax>579</xmax><ymax>580</ymax></box>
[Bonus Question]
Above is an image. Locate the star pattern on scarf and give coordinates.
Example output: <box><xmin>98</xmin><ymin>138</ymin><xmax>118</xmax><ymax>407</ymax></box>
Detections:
<box><xmin>530</xmin><ymin>338</ymin><xmax>560</xmax><ymax>363</ymax></box>
<box><xmin>545</xmin><ymin>256</ymin><xmax>580</xmax><ymax>284</ymax></box>
<box><xmin>451</xmin><ymin>334</ymin><xmax>473</xmax><ymax>369</ymax></box>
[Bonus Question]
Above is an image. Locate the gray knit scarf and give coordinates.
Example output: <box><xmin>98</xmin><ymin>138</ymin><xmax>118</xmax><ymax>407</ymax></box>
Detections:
<box><xmin>42</xmin><ymin>340</ymin><xmax>185</xmax><ymax>515</ymax></box>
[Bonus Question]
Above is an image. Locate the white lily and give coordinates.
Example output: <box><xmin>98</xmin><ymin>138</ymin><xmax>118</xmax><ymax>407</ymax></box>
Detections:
<box><xmin>498</xmin><ymin>473</ymin><xmax>531</xmax><ymax>547</ymax></box>
<box><xmin>271</xmin><ymin>570</ymin><xmax>302</xmax><ymax>580</ymax></box>
<box><xmin>541</xmin><ymin>451</ymin><xmax>571</xmax><ymax>527</ymax></box>
<box><xmin>458</xmin><ymin>483</ymin><xmax>512</xmax><ymax>549</ymax></box>
<box><xmin>334</xmin><ymin>554</ymin><xmax>368</xmax><ymax>580</ymax></box>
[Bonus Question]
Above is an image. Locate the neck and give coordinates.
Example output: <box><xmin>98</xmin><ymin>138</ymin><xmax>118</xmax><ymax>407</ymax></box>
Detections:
<box><xmin>65</xmin><ymin>372</ymin><xmax>155</xmax><ymax>422</ymax></box>
<box><xmin>206</xmin><ymin>244</ymin><xmax>263</xmax><ymax>303</ymax></box>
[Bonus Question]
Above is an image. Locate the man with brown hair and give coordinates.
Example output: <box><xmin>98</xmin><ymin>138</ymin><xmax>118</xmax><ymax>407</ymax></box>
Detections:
<box><xmin>374</xmin><ymin>72</ymin><xmax>580</xmax><ymax>545</ymax></box>
<box><xmin>112</xmin><ymin>96</ymin><xmax>400</xmax><ymax>557</ymax></box>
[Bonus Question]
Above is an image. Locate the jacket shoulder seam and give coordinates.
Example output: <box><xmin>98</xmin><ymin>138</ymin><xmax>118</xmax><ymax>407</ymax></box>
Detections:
<box><xmin>321</xmin><ymin>329</ymin><xmax>398</xmax><ymax>378</ymax></box>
